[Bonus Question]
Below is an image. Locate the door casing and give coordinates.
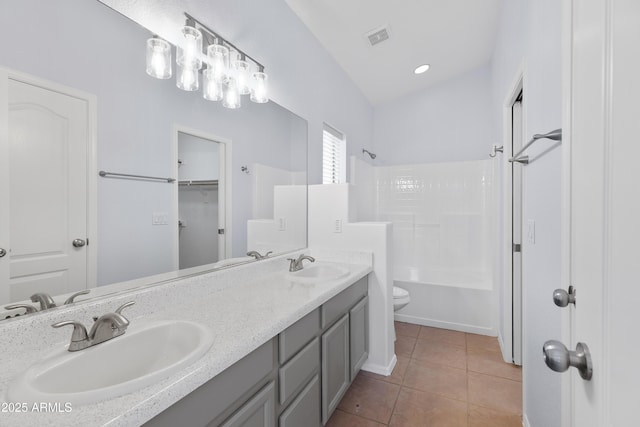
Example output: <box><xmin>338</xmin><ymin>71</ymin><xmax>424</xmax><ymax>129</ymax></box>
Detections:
<box><xmin>172</xmin><ymin>125</ymin><xmax>232</xmax><ymax>269</ymax></box>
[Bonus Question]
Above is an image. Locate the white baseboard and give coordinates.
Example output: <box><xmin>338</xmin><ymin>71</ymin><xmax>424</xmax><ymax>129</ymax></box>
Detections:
<box><xmin>394</xmin><ymin>313</ymin><xmax>496</xmax><ymax>336</ymax></box>
<box><xmin>497</xmin><ymin>331</ymin><xmax>513</xmax><ymax>363</ymax></box>
<box><xmin>362</xmin><ymin>354</ymin><xmax>397</xmax><ymax>376</ymax></box>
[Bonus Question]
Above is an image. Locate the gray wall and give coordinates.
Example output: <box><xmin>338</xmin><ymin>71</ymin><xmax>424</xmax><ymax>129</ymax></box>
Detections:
<box><xmin>372</xmin><ymin>65</ymin><xmax>495</xmax><ymax>166</ymax></box>
<box><xmin>491</xmin><ymin>0</ymin><xmax>563</xmax><ymax>425</ymax></box>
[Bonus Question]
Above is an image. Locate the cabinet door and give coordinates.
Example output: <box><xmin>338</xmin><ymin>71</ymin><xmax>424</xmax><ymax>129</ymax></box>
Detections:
<box><xmin>349</xmin><ymin>296</ymin><xmax>368</xmax><ymax>381</ymax></box>
<box><xmin>321</xmin><ymin>313</ymin><xmax>350</xmax><ymax>424</ymax></box>
<box><xmin>219</xmin><ymin>382</ymin><xmax>275</xmax><ymax>427</ymax></box>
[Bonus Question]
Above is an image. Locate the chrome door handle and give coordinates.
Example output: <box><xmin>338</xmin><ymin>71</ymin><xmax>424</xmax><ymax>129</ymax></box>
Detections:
<box><xmin>543</xmin><ymin>340</ymin><xmax>592</xmax><ymax>380</ymax></box>
<box><xmin>553</xmin><ymin>285</ymin><xmax>576</xmax><ymax>307</ymax></box>
<box><xmin>0</xmin><ymin>248</ymin><xmax>6</xmax><ymax>258</ymax></box>
<box><xmin>72</xmin><ymin>239</ymin><xmax>86</xmax><ymax>248</ymax></box>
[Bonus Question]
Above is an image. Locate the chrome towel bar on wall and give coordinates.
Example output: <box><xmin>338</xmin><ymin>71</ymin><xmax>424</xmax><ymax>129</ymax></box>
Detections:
<box><xmin>98</xmin><ymin>171</ymin><xmax>176</xmax><ymax>183</ymax></box>
<box><xmin>508</xmin><ymin>128</ymin><xmax>562</xmax><ymax>164</ymax></box>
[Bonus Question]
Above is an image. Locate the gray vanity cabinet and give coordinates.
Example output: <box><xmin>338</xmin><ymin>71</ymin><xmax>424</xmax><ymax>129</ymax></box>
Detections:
<box><xmin>144</xmin><ymin>275</ymin><xmax>369</xmax><ymax>427</ymax></box>
<box><xmin>321</xmin><ymin>313</ymin><xmax>350</xmax><ymax>424</ymax></box>
<box><xmin>319</xmin><ymin>277</ymin><xmax>369</xmax><ymax>424</ymax></box>
<box><xmin>349</xmin><ymin>296</ymin><xmax>369</xmax><ymax>381</ymax></box>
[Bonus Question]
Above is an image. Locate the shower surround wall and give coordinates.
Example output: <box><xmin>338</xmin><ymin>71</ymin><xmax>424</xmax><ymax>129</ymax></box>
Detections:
<box><xmin>352</xmin><ymin>157</ymin><xmax>496</xmax><ymax>334</ymax></box>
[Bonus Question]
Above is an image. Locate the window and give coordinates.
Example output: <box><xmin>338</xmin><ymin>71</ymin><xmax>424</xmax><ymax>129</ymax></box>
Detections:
<box><xmin>322</xmin><ymin>123</ymin><xmax>346</xmax><ymax>184</ymax></box>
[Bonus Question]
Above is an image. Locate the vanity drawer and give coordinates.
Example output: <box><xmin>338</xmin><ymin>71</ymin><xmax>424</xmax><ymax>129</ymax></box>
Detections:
<box><xmin>279</xmin><ymin>337</ymin><xmax>319</xmax><ymax>405</ymax></box>
<box><xmin>321</xmin><ymin>276</ymin><xmax>368</xmax><ymax>329</ymax></box>
<box><xmin>279</xmin><ymin>375</ymin><xmax>320</xmax><ymax>427</ymax></box>
<box><xmin>279</xmin><ymin>308</ymin><xmax>320</xmax><ymax>364</ymax></box>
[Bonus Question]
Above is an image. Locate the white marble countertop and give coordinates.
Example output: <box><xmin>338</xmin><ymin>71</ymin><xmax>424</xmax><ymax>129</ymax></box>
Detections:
<box><xmin>0</xmin><ymin>250</ymin><xmax>372</xmax><ymax>426</ymax></box>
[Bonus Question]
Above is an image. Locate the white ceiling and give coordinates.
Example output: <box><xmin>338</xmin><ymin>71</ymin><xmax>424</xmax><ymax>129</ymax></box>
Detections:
<box><xmin>284</xmin><ymin>0</ymin><xmax>503</xmax><ymax>106</ymax></box>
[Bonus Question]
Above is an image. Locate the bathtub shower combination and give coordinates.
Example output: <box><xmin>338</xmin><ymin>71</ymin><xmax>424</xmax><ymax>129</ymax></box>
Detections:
<box><xmin>366</xmin><ymin>159</ymin><xmax>496</xmax><ymax>335</ymax></box>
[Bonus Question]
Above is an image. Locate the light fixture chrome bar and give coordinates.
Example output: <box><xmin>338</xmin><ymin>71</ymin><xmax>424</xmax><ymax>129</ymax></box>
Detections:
<box><xmin>99</xmin><ymin>171</ymin><xmax>176</xmax><ymax>183</ymax></box>
<box><xmin>509</xmin><ymin>128</ymin><xmax>562</xmax><ymax>163</ymax></box>
<box><xmin>184</xmin><ymin>13</ymin><xmax>265</xmax><ymax>72</ymax></box>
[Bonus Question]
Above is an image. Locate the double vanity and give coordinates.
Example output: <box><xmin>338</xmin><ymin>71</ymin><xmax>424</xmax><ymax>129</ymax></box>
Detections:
<box><xmin>0</xmin><ymin>251</ymin><xmax>372</xmax><ymax>426</ymax></box>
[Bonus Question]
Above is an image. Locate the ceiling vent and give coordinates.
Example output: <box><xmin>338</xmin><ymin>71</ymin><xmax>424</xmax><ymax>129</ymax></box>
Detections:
<box><xmin>365</xmin><ymin>25</ymin><xmax>390</xmax><ymax>47</ymax></box>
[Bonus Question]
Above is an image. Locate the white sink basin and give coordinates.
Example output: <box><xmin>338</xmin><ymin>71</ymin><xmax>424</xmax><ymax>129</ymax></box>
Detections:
<box><xmin>289</xmin><ymin>264</ymin><xmax>349</xmax><ymax>283</ymax></box>
<box><xmin>7</xmin><ymin>320</ymin><xmax>214</xmax><ymax>405</ymax></box>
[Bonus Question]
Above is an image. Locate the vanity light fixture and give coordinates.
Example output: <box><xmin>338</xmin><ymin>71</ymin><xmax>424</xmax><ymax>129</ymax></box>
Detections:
<box><xmin>414</xmin><ymin>64</ymin><xmax>430</xmax><ymax>74</ymax></box>
<box><xmin>145</xmin><ymin>13</ymin><xmax>269</xmax><ymax>108</ymax></box>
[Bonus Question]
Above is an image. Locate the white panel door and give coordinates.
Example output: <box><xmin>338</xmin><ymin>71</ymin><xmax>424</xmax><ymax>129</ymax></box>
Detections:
<box><xmin>2</xmin><ymin>75</ymin><xmax>89</xmax><ymax>302</ymax></box>
<box><xmin>566</xmin><ymin>0</ymin><xmax>640</xmax><ymax>425</ymax></box>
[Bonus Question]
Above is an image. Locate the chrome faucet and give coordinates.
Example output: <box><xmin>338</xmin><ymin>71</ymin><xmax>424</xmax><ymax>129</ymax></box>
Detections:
<box><xmin>52</xmin><ymin>301</ymin><xmax>135</xmax><ymax>352</ymax></box>
<box><xmin>287</xmin><ymin>254</ymin><xmax>316</xmax><ymax>272</ymax></box>
<box><xmin>30</xmin><ymin>293</ymin><xmax>57</xmax><ymax>310</ymax></box>
<box><xmin>3</xmin><ymin>290</ymin><xmax>91</xmax><ymax>318</ymax></box>
<box><xmin>247</xmin><ymin>250</ymin><xmax>273</xmax><ymax>260</ymax></box>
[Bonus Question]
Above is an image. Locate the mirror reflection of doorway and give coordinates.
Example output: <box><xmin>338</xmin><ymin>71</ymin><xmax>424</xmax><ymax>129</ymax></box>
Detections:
<box><xmin>176</xmin><ymin>130</ymin><xmax>226</xmax><ymax>270</ymax></box>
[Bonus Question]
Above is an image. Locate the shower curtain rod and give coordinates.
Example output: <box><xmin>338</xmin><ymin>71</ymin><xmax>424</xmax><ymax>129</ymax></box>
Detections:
<box><xmin>509</xmin><ymin>128</ymin><xmax>562</xmax><ymax>164</ymax></box>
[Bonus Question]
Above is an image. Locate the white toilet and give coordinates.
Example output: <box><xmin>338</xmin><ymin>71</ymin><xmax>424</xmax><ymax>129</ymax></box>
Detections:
<box><xmin>393</xmin><ymin>286</ymin><xmax>410</xmax><ymax>312</ymax></box>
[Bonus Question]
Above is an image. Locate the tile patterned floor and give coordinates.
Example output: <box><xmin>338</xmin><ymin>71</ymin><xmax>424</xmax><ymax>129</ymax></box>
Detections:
<box><xmin>326</xmin><ymin>322</ymin><xmax>522</xmax><ymax>427</ymax></box>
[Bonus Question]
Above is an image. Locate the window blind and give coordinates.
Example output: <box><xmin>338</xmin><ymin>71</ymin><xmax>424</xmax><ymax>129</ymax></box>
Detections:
<box><xmin>322</xmin><ymin>124</ymin><xmax>345</xmax><ymax>184</ymax></box>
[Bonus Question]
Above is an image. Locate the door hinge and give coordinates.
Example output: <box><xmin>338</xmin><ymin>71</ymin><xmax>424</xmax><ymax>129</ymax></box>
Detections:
<box><xmin>513</xmin><ymin>243</ymin><xmax>521</xmax><ymax>253</ymax></box>
<box><xmin>218</xmin><ymin>229</ymin><xmax>225</xmax><ymax>235</ymax></box>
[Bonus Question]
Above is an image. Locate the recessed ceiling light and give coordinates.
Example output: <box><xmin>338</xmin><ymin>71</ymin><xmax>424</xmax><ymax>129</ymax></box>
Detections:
<box><xmin>414</xmin><ymin>64</ymin><xmax>430</xmax><ymax>74</ymax></box>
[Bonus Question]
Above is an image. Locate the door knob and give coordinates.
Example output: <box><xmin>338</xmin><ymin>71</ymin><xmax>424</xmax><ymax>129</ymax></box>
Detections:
<box><xmin>0</xmin><ymin>248</ymin><xmax>6</xmax><ymax>258</ymax></box>
<box><xmin>553</xmin><ymin>285</ymin><xmax>576</xmax><ymax>307</ymax></box>
<box><xmin>543</xmin><ymin>340</ymin><xmax>592</xmax><ymax>380</ymax></box>
<box><xmin>72</xmin><ymin>239</ymin><xmax>86</xmax><ymax>248</ymax></box>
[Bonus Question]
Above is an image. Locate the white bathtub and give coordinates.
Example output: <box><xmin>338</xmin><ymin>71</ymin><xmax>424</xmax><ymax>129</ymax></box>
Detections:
<box><xmin>393</xmin><ymin>266</ymin><xmax>496</xmax><ymax>335</ymax></box>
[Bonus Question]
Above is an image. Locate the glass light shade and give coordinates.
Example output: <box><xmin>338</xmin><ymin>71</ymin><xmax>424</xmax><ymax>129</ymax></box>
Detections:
<box><xmin>226</xmin><ymin>49</ymin><xmax>240</xmax><ymax>81</ymax></box>
<box><xmin>206</xmin><ymin>44</ymin><xmax>229</xmax><ymax>82</ymax></box>
<box><xmin>176</xmin><ymin>26</ymin><xmax>202</xmax><ymax>69</ymax></box>
<box><xmin>176</xmin><ymin>64</ymin><xmax>199</xmax><ymax>91</ymax></box>
<box><xmin>146</xmin><ymin>38</ymin><xmax>172</xmax><ymax>79</ymax></box>
<box><xmin>222</xmin><ymin>78</ymin><xmax>241</xmax><ymax>109</ymax></box>
<box><xmin>235</xmin><ymin>60</ymin><xmax>251</xmax><ymax>95</ymax></box>
<box><xmin>250</xmin><ymin>72</ymin><xmax>269</xmax><ymax>103</ymax></box>
<box><xmin>203</xmin><ymin>69</ymin><xmax>223</xmax><ymax>101</ymax></box>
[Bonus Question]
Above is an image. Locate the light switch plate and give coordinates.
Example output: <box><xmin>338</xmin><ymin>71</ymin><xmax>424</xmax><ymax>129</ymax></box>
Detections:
<box><xmin>152</xmin><ymin>212</ymin><xmax>169</xmax><ymax>225</ymax></box>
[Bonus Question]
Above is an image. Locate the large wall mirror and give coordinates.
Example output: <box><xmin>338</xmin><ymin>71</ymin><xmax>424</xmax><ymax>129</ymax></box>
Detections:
<box><xmin>0</xmin><ymin>0</ymin><xmax>308</xmax><ymax>314</ymax></box>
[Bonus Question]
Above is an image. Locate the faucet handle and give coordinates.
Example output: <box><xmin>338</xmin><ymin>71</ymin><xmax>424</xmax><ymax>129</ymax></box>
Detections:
<box><xmin>52</xmin><ymin>320</ymin><xmax>89</xmax><ymax>343</ymax></box>
<box><xmin>5</xmin><ymin>304</ymin><xmax>39</xmax><ymax>314</ymax></box>
<box><xmin>115</xmin><ymin>301</ymin><xmax>135</xmax><ymax>317</ymax></box>
<box><xmin>63</xmin><ymin>290</ymin><xmax>90</xmax><ymax>305</ymax></box>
